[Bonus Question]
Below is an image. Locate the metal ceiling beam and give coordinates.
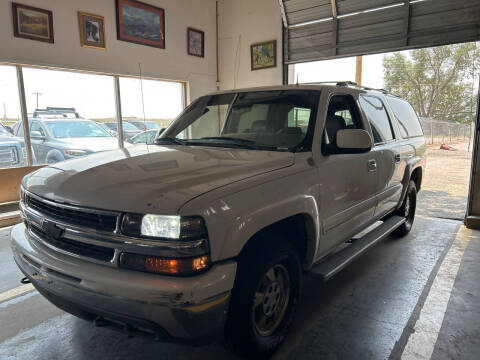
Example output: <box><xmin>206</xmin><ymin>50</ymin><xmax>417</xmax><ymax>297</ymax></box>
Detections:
<box><xmin>331</xmin><ymin>0</ymin><xmax>338</xmax><ymax>56</ymax></box>
<box><xmin>403</xmin><ymin>0</ymin><xmax>411</xmax><ymax>46</ymax></box>
<box><xmin>278</xmin><ymin>0</ymin><xmax>288</xmax><ymax>28</ymax></box>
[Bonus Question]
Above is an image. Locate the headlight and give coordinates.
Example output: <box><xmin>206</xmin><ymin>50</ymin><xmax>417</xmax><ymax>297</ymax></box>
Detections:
<box><xmin>63</xmin><ymin>149</ymin><xmax>87</xmax><ymax>157</ymax></box>
<box><xmin>122</xmin><ymin>214</ymin><xmax>207</xmax><ymax>240</ymax></box>
<box><xmin>120</xmin><ymin>214</ymin><xmax>210</xmax><ymax>275</ymax></box>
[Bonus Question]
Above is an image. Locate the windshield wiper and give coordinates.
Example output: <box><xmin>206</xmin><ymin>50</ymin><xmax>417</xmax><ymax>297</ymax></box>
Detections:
<box><xmin>198</xmin><ymin>136</ymin><xmax>256</xmax><ymax>144</ymax></box>
<box><xmin>187</xmin><ymin>137</ymin><xmax>282</xmax><ymax>151</ymax></box>
<box><xmin>154</xmin><ymin>137</ymin><xmax>185</xmax><ymax>145</ymax></box>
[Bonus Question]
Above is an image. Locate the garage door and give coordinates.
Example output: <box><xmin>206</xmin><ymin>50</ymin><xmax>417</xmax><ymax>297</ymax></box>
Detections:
<box><xmin>281</xmin><ymin>0</ymin><xmax>480</xmax><ymax>64</ymax></box>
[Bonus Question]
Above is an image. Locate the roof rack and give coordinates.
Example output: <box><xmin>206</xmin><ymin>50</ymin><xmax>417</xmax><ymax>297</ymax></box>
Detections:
<box><xmin>33</xmin><ymin>107</ymin><xmax>80</xmax><ymax>118</ymax></box>
<box><xmin>301</xmin><ymin>81</ymin><xmax>391</xmax><ymax>94</ymax></box>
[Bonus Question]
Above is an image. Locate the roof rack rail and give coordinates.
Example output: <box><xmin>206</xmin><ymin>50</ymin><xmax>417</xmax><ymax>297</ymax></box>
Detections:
<box><xmin>297</xmin><ymin>81</ymin><xmax>394</xmax><ymax>95</ymax></box>
<box><xmin>33</xmin><ymin>107</ymin><xmax>80</xmax><ymax>118</ymax></box>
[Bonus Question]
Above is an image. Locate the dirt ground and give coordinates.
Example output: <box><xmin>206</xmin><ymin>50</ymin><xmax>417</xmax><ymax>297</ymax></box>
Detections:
<box><xmin>416</xmin><ymin>140</ymin><xmax>473</xmax><ymax>220</ymax></box>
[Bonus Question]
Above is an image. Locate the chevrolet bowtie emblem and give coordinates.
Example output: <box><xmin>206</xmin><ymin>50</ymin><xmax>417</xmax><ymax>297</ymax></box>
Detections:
<box><xmin>41</xmin><ymin>219</ymin><xmax>64</xmax><ymax>240</ymax></box>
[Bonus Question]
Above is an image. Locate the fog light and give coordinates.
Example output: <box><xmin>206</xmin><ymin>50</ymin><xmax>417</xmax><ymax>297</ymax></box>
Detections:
<box><xmin>119</xmin><ymin>253</ymin><xmax>210</xmax><ymax>275</ymax></box>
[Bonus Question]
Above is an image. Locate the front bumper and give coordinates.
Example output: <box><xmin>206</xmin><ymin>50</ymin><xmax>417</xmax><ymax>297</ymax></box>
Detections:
<box><xmin>10</xmin><ymin>223</ymin><xmax>237</xmax><ymax>343</ymax></box>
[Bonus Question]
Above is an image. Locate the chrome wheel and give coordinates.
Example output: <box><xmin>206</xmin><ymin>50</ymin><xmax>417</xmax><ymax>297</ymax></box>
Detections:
<box><xmin>253</xmin><ymin>264</ymin><xmax>290</xmax><ymax>337</ymax></box>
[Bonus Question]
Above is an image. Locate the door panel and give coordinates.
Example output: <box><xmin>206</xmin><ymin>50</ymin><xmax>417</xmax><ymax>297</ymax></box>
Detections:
<box><xmin>318</xmin><ymin>152</ymin><xmax>378</xmax><ymax>257</ymax></box>
<box><xmin>316</xmin><ymin>94</ymin><xmax>378</xmax><ymax>259</ymax></box>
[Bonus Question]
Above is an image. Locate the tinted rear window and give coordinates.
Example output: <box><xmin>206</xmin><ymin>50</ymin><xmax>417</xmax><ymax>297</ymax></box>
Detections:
<box><xmin>386</xmin><ymin>96</ymin><xmax>423</xmax><ymax>138</ymax></box>
<box><xmin>359</xmin><ymin>95</ymin><xmax>394</xmax><ymax>144</ymax></box>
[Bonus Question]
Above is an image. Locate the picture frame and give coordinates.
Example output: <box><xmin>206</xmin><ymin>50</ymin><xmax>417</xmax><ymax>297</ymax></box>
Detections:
<box><xmin>187</xmin><ymin>27</ymin><xmax>204</xmax><ymax>58</ymax></box>
<box><xmin>12</xmin><ymin>2</ymin><xmax>54</xmax><ymax>43</ymax></box>
<box><xmin>250</xmin><ymin>40</ymin><xmax>277</xmax><ymax>71</ymax></box>
<box><xmin>78</xmin><ymin>12</ymin><xmax>106</xmax><ymax>50</ymax></box>
<box><xmin>115</xmin><ymin>0</ymin><xmax>165</xmax><ymax>49</ymax></box>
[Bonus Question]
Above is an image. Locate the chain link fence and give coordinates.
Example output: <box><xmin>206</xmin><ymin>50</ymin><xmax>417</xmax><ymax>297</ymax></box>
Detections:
<box><xmin>419</xmin><ymin>117</ymin><xmax>474</xmax><ymax>147</ymax></box>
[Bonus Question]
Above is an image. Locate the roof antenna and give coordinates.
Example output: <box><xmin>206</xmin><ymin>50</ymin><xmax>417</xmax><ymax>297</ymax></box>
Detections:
<box><xmin>138</xmin><ymin>62</ymin><xmax>147</xmax><ymax>144</ymax></box>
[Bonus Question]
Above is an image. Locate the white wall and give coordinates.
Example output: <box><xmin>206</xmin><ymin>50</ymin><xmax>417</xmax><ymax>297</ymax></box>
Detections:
<box><xmin>218</xmin><ymin>0</ymin><xmax>283</xmax><ymax>90</ymax></box>
<box><xmin>0</xmin><ymin>0</ymin><xmax>217</xmax><ymax>100</ymax></box>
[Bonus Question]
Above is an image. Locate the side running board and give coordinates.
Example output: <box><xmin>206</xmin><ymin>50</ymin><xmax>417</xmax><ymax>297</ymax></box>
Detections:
<box><xmin>310</xmin><ymin>216</ymin><xmax>406</xmax><ymax>280</ymax></box>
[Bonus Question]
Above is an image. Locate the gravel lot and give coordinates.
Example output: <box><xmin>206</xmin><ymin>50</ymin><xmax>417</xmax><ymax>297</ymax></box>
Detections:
<box><xmin>417</xmin><ymin>140</ymin><xmax>473</xmax><ymax>220</ymax></box>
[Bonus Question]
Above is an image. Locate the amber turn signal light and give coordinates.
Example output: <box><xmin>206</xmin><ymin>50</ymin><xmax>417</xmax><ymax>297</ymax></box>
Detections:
<box><xmin>119</xmin><ymin>252</ymin><xmax>210</xmax><ymax>275</ymax></box>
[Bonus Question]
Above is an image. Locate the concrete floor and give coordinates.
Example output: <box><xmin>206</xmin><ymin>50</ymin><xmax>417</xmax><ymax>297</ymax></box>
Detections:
<box><xmin>0</xmin><ymin>216</ymin><xmax>479</xmax><ymax>359</ymax></box>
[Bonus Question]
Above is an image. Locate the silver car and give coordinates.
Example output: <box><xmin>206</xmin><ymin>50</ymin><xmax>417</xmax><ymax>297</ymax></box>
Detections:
<box><xmin>11</xmin><ymin>84</ymin><xmax>425</xmax><ymax>355</ymax></box>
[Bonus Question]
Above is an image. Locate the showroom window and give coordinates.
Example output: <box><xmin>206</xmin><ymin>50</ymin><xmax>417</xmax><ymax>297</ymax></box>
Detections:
<box><xmin>0</xmin><ymin>65</ymin><xmax>25</xmax><ymax>169</ymax></box>
<box><xmin>21</xmin><ymin>67</ymin><xmax>117</xmax><ymax>165</ymax></box>
<box><xmin>119</xmin><ymin>77</ymin><xmax>185</xmax><ymax>145</ymax></box>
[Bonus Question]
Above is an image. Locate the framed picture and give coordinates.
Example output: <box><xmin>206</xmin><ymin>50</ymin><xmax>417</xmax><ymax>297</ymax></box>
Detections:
<box><xmin>12</xmin><ymin>3</ymin><xmax>54</xmax><ymax>43</ymax></box>
<box><xmin>187</xmin><ymin>27</ymin><xmax>204</xmax><ymax>58</ymax></box>
<box><xmin>78</xmin><ymin>12</ymin><xmax>106</xmax><ymax>49</ymax></box>
<box><xmin>115</xmin><ymin>0</ymin><xmax>165</xmax><ymax>49</ymax></box>
<box><xmin>251</xmin><ymin>40</ymin><xmax>277</xmax><ymax>71</ymax></box>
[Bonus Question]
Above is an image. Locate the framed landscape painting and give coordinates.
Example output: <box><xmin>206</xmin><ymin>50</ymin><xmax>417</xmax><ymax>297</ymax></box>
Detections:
<box><xmin>116</xmin><ymin>0</ymin><xmax>165</xmax><ymax>49</ymax></box>
<box><xmin>12</xmin><ymin>3</ymin><xmax>54</xmax><ymax>43</ymax></box>
<box><xmin>251</xmin><ymin>40</ymin><xmax>277</xmax><ymax>71</ymax></box>
<box><xmin>78</xmin><ymin>12</ymin><xmax>106</xmax><ymax>49</ymax></box>
<box><xmin>187</xmin><ymin>28</ymin><xmax>204</xmax><ymax>57</ymax></box>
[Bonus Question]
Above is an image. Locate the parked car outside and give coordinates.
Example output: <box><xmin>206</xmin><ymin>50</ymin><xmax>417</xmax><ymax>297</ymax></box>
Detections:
<box><xmin>96</xmin><ymin>122</ymin><xmax>118</xmax><ymax>137</ymax></box>
<box><xmin>103</xmin><ymin>121</ymin><xmax>141</xmax><ymax>140</ymax></box>
<box><xmin>0</xmin><ymin>122</ymin><xmax>28</xmax><ymax>168</ymax></box>
<box><xmin>126</xmin><ymin>120</ymin><xmax>162</xmax><ymax>131</ymax></box>
<box><xmin>129</xmin><ymin>128</ymin><xmax>165</xmax><ymax>145</ymax></box>
<box><xmin>13</xmin><ymin>108</ymin><xmax>118</xmax><ymax>164</ymax></box>
<box><xmin>12</xmin><ymin>84</ymin><xmax>426</xmax><ymax>356</ymax></box>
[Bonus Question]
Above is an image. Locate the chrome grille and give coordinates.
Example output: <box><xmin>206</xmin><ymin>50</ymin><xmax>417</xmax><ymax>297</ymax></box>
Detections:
<box><xmin>30</xmin><ymin>224</ymin><xmax>115</xmax><ymax>262</ymax></box>
<box><xmin>25</xmin><ymin>194</ymin><xmax>118</xmax><ymax>232</ymax></box>
<box><xmin>0</xmin><ymin>146</ymin><xmax>18</xmax><ymax>167</ymax></box>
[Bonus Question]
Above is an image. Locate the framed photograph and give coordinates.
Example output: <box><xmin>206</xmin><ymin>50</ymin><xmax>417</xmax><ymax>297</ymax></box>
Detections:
<box><xmin>115</xmin><ymin>0</ymin><xmax>165</xmax><ymax>49</ymax></box>
<box><xmin>251</xmin><ymin>40</ymin><xmax>277</xmax><ymax>71</ymax></box>
<box><xmin>187</xmin><ymin>27</ymin><xmax>204</xmax><ymax>58</ymax></box>
<box><xmin>78</xmin><ymin>12</ymin><xmax>106</xmax><ymax>49</ymax></box>
<box><xmin>12</xmin><ymin>3</ymin><xmax>54</xmax><ymax>43</ymax></box>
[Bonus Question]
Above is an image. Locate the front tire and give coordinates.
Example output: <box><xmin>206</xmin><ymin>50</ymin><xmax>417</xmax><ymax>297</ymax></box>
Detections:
<box><xmin>392</xmin><ymin>180</ymin><xmax>417</xmax><ymax>237</ymax></box>
<box><xmin>224</xmin><ymin>235</ymin><xmax>301</xmax><ymax>356</ymax></box>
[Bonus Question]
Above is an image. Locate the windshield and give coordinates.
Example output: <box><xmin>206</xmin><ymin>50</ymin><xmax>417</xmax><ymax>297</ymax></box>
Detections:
<box><xmin>45</xmin><ymin>121</ymin><xmax>111</xmax><ymax>138</ymax></box>
<box><xmin>162</xmin><ymin>90</ymin><xmax>319</xmax><ymax>151</ymax></box>
<box><xmin>145</xmin><ymin>122</ymin><xmax>160</xmax><ymax>129</ymax></box>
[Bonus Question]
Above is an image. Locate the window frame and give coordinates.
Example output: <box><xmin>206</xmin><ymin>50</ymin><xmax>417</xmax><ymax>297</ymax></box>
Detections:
<box><xmin>359</xmin><ymin>94</ymin><xmax>396</xmax><ymax>146</ymax></box>
<box><xmin>385</xmin><ymin>95</ymin><xmax>424</xmax><ymax>140</ymax></box>
<box><xmin>322</xmin><ymin>92</ymin><xmax>367</xmax><ymax>155</ymax></box>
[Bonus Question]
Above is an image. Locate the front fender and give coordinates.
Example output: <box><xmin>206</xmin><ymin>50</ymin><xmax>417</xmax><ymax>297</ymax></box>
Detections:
<box><xmin>179</xmin><ymin>165</ymin><xmax>321</xmax><ymax>267</ymax></box>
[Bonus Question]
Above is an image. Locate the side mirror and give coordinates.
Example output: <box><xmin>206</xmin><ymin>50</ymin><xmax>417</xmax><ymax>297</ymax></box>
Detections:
<box><xmin>335</xmin><ymin>129</ymin><xmax>372</xmax><ymax>153</ymax></box>
<box><xmin>31</xmin><ymin>130</ymin><xmax>45</xmax><ymax>140</ymax></box>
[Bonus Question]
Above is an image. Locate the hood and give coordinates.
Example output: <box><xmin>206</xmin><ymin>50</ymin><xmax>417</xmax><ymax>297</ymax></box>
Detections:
<box><xmin>0</xmin><ymin>134</ymin><xmax>23</xmax><ymax>146</ymax></box>
<box><xmin>54</xmin><ymin>137</ymin><xmax>119</xmax><ymax>152</ymax></box>
<box><xmin>23</xmin><ymin>145</ymin><xmax>294</xmax><ymax>214</ymax></box>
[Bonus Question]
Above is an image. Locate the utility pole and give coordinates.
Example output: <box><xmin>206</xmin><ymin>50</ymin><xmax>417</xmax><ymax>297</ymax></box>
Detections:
<box><xmin>355</xmin><ymin>56</ymin><xmax>363</xmax><ymax>86</ymax></box>
<box><xmin>33</xmin><ymin>92</ymin><xmax>42</xmax><ymax>108</ymax></box>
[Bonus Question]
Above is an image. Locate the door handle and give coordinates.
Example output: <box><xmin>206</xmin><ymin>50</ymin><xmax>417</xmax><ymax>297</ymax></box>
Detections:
<box><xmin>368</xmin><ymin>159</ymin><xmax>377</xmax><ymax>172</ymax></box>
<box><xmin>394</xmin><ymin>154</ymin><xmax>401</xmax><ymax>163</ymax></box>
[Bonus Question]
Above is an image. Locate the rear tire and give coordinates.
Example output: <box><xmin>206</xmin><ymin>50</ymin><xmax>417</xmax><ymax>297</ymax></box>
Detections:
<box><xmin>224</xmin><ymin>234</ymin><xmax>301</xmax><ymax>357</ymax></box>
<box><xmin>392</xmin><ymin>180</ymin><xmax>417</xmax><ymax>237</ymax></box>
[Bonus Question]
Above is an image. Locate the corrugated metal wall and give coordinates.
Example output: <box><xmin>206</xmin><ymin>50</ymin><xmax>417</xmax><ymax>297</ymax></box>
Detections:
<box><xmin>283</xmin><ymin>0</ymin><xmax>480</xmax><ymax>64</ymax></box>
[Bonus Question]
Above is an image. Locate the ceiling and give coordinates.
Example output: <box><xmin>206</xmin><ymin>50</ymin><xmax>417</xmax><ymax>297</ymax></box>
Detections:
<box><xmin>280</xmin><ymin>0</ymin><xmax>480</xmax><ymax>64</ymax></box>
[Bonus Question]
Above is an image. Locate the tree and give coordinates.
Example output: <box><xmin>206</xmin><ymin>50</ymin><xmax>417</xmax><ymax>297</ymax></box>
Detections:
<box><xmin>383</xmin><ymin>43</ymin><xmax>479</xmax><ymax>123</ymax></box>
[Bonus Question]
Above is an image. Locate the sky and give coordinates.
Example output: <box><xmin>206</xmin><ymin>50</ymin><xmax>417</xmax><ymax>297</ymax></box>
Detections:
<box><xmin>294</xmin><ymin>52</ymin><xmax>400</xmax><ymax>89</ymax></box>
<box><xmin>0</xmin><ymin>65</ymin><xmax>184</xmax><ymax>121</ymax></box>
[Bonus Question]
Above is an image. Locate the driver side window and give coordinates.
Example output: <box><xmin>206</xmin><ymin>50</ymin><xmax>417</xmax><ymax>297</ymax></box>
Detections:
<box><xmin>30</xmin><ymin>122</ymin><xmax>45</xmax><ymax>136</ymax></box>
<box><xmin>323</xmin><ymin>95</ymin><xmax>363</xmax><ymax>154</ymax></box>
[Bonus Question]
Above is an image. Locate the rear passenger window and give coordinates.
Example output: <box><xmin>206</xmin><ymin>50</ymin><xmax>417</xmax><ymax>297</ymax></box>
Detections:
<box><xmin>359</xmin><ymin>95</ymin><xmax>394</xmax><ymax>144</ymax></box>
<box><xmin>386</xmin><ymin>96</ymin><xmax>423</xmax><ymax>138</ymax></box>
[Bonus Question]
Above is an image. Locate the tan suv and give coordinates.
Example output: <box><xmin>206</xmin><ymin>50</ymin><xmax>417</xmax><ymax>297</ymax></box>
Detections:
<box><xmin>11</xmin><ymin>83</ymin><xmax>425</xmax><ymax>356</ymax></box>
